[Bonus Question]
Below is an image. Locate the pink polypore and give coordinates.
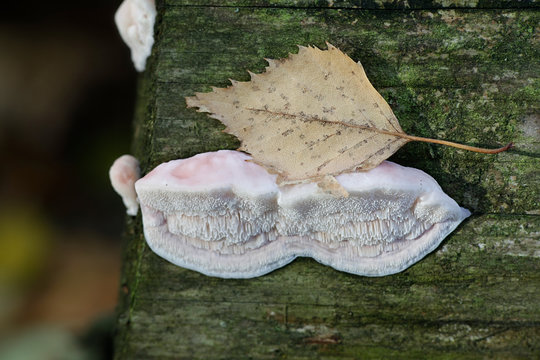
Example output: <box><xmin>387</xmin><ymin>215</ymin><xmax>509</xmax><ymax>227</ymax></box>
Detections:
<box><xmin>134</xmin><ymin>150</ymin><xmax>471</xmax><ymax>278</ymax></box>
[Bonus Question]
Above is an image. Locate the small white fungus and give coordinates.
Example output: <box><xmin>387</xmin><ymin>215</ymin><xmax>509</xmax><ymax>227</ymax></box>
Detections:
<box><xmin>110</xmin><ymin>154</ymin><xmax>141</xmax><ymax>216</ymax></box>
<box><xmin>114</xmin><ymin>0</ymin><xmax>156</xmax><ymax>72</ymax></box>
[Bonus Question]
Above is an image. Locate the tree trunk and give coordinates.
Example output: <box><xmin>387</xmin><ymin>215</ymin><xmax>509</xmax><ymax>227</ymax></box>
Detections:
<box><xmin>114</xmin><ymin>1</ymin><xmax>539</xmax><ymax>358</ymax></box>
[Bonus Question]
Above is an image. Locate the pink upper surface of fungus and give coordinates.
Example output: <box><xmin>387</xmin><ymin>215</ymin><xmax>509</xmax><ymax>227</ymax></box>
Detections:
<box><xmin>140</xmin><ymin>150</ymin><xmax>279</xmax><ymax>196</ymax></box>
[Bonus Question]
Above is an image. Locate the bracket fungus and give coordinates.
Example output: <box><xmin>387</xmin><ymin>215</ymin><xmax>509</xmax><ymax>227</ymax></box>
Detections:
<box><xmin>109</xmin><ymin>154</ymin><xmax>141</xmax><ymax>216</ymax></box>
<box><xmin>129</xmin><ymin>150</ymin><xmax>470</xmax><ymax>278</ymax></box>
<box><xmin>114</xmin><ymin>0</ymin><xmax>156</xmax><ymax>72</ymax></box>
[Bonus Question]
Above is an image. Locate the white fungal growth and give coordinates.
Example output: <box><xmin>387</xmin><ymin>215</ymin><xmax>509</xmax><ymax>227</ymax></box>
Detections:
<box><xmin>114</xmin><ymin>0</ymin><xmax>156</xmax><ymax>72</ymax></box>
<box><xmin>110</xmin><ymin>155</ymin><xmax>141</xmax><ymax>216</ymax></box>
<box><xmin>135</xmin><ymin>150</ymin><xmax>471</xmax><ymax>278</ymax></box>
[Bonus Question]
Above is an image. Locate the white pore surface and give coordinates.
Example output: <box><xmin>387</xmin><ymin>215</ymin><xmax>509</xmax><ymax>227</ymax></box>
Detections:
<box><xmin>110</xmin><ymin>155</ymin><xmax>141</xmax><ymax>216</ymax></box>
<box><xmin>114</xmin><ymin>0</ymin><xmax>156</xmax><ymax>72</ymax></box>
<box><xmin>135</xmin><ymin>150</ymin><xmax>471</xmax><ymax>278</ymax></box>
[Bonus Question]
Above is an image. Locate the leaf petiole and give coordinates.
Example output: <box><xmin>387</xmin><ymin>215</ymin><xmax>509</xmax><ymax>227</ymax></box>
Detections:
<box><xmin>398</xmin><ymin>134</ymin><xmax>514</xmax><ymax>154</ymax></box>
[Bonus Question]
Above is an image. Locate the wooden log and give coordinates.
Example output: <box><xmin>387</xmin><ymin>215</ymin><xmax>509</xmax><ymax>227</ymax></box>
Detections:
<box><xmin>115</xmin><ymin>1</ymin><xmax>539</xmax><ymax>358</ymax></box>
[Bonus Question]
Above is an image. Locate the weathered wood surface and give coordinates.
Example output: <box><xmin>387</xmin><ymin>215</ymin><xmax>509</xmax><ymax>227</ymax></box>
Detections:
<box><xmin>115</xmin><ymin>0</ymin><xmax>539</xmax><ymax>358</ymax></box>
<box><xmin>165</xmin><ymin>0</ymin><xmax>538</xmax><ymax>9</ymax></box>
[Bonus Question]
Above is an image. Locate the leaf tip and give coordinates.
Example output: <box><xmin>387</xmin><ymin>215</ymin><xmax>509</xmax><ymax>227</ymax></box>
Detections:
<box><xmin>247</xmin><ymin>70</ymin><xmax>259</xmax><ymax>80</ymax></box>
<box><xmin>317</xmin><ymin>175</ymin><xmax>349</xmax><ymax>198</ymax></box>
<box><xmin>264</xmin><ymin>58</ymin><xmax>275</xmax><ymax>67</ymax></box>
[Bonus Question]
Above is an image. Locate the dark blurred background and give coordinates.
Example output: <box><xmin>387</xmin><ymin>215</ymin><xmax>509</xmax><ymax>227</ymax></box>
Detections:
<box><xmin>0</xmin><ymin>1</ymin><xmax>136</xmax><ymax>358</ymax></box>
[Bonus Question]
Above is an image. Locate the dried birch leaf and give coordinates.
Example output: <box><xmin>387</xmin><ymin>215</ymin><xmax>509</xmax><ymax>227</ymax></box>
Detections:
<box><xmin>186</xmin><ymin>43</ymin><xmax>512</xmax><ymax>184</ymax></box>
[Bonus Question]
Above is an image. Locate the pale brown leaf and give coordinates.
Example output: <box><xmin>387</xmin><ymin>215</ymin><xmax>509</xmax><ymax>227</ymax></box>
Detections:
<box><xmin>186</xmin><ymin>43</ymin><xmax>410</xmax><ymax>183</ymax></box>
<box><xmin>186</xmin><ymin>43</ymin><xmax>512</xmax><ymax>184</ymax></box>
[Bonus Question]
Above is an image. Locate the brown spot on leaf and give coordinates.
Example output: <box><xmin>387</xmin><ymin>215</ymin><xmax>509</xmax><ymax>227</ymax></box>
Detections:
<box><xmin>322</xmin><ymin>106</ymin><xmax>336</xmax><ymax>114</ymax></box>
<box><xmin>282</xmin><ymin>129</ymin><xmax>294</xmax><ymax>136</ymax></box>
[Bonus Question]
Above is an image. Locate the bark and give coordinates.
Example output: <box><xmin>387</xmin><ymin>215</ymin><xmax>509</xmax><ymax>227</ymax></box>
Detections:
<box><xmin>115</xmin><ymin>1</ymin><xmax>539</xmax><ymax>358</ymax></box>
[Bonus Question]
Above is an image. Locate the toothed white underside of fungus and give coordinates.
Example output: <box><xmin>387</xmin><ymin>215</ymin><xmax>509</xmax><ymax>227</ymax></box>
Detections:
<box><xmin>135</xmin><ymin>151</ymin><xmax>470</xmax><ymax>278</ymax></box>
<box><xmin>110</xmin><ymin>155</ymin><xmax>141</xmax><ymax>216</ymax></box>
<box><xmin>114</xmin><ymin>0</ymin><xmax>156</xmax><ymax>72</ymax></box>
